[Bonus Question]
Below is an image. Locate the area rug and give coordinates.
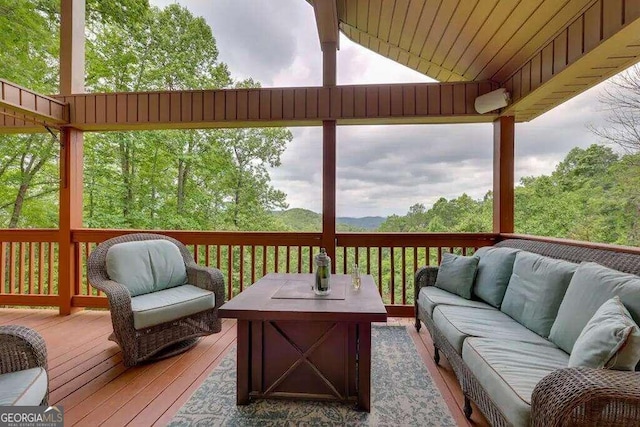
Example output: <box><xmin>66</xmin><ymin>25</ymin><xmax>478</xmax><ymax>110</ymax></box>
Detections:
<box><xmin>169</xmin><ymin>326</ymin><xmax>456</xmax><ymax>426</ymax></box>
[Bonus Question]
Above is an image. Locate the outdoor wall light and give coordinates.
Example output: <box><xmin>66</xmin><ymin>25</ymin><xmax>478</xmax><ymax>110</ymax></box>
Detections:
<box><xmin>474</xmin><ymin>88</ymin><xmax>511</xmax><ymax>114</ymax></box>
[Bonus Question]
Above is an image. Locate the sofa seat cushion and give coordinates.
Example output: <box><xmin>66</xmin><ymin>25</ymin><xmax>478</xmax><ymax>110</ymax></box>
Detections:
<box><xmin>107</xmin><ymin>239</ymin><xmax>188</xmax><ymax>297</ymax></box>
<box><xmin>462</xmin><ymin>338</ymin><xmax>569</xmax><ymax>427</ymax></box>
<box><xmin>550</xmin><ymin>262</ymin><xmax>640</xmax><ymax>355</ymax></box>
<box><xmin>131</xmin><ymin>284</ymin><xmax>215</xmax><ymax>330</ymax></box>
<box><xmin>501</xmin><ymin>252</ymin><xmax>578</xmax><ymax>338</ymax></box>
<box><xmin>0</xmin><ymin>367</ymin><xmax>48</xmax><ymax>406</ymax></box>
<box><xmin>418</xmin><ymin>286</ymin><xmax>494</xmax><ymax>317</ymax></box>
<box><xmin>433</xmin><ymin>305</ymin><xmax>557</xmax><ymax>355</ymax></box>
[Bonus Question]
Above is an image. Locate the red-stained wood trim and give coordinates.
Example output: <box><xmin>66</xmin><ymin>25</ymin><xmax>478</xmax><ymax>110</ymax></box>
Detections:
<box><xmin>71</xmin><ymin>295</ymin><xmax>109</xmax><ymax>308</ymax></box>
<box><xmin>493</xmin><ymin>116</ymin><xmax>515</xmax><ymax>233</ymax></box>
<box><xmin>385</xmin><ymin>305</ymin><xmax>413</xmax><ymax>318</ymax></box>
<box><xmin>0</xmin><ymin>295</ymin><xmax>60</xmax><ymax>306</ymax></box>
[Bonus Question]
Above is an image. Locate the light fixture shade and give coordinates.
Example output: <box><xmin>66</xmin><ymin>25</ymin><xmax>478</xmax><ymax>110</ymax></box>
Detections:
<box><xmin>474</xmin><ymin>88</ymin><xmax>510</xmax><ymax>114</ymax></box>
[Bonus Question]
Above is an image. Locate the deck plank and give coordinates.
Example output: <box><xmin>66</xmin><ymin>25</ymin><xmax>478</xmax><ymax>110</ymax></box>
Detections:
<box><xmin>1</xmin><ymin>309</ymin><xmax>488</xmax><ymax>426</ymax></box>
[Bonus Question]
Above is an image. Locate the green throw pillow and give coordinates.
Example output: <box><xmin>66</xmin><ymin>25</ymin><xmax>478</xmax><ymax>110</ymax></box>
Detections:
<box><xmin>473</xmin><ymin>246</ymin><xmax>520</xmax><ymax>308</ymax></box>
<box><xmin>568</xmin><ymin>296</ymin><xmax>640</xmax><ymax>370</ymax></box>
<box><xmin>434</xmin><ymin>252</ymin><xmax>479</xmax><ymax>300</ymax></box>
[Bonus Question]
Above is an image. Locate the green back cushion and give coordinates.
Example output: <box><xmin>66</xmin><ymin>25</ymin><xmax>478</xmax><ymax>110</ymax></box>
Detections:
<box><xmin>473</xmin><ymin>246</ymin><xmax>520</xmax><ymax>308</ymax></box>
<box><xmin>549</xmin><ymin>262</ymin><xmax>640</xmax><ymax>354</ymax></box>
<box><xmin>106</xmin><ymin>239</ymin><xmax>187</xmax><ymax>296</ymax></box>
<box><xmin>568</xmin><ymin>296</ymin><xmax>640</xmax><ymax>370</ymax></box>
<box><xmin>435</xmin><ymin>252</ymin><xmax>479</xmax><ymax>299</ymax></box>
<box><xmin>501</xmin><ymin>252</ymin><xmax>577</xmax><ymax>338</ymax></box>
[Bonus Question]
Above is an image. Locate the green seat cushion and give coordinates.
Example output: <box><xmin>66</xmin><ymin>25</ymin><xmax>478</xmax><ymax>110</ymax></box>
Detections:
<box><xmin>0</xmin><ymin>367</ymin><xmax>48</xmax><ymax>406</ymax></box>
<box><xmin>473</xmin><ymin>246</ymin><xmax>520</xmax><ymax>308</ymax></box>
<box><xmin>432</xmin><ymin>305</ymin><xmax>557</xmax><ymax>355</ymax></box>
<box><xmin>131</xmin><ymin>284</ymin><xmax>215</xmax><ymax>330</ymax></box>
<box><xmin>568</xmin><ymin>296</ymin><xmax>640</xmax><ymax>370</ymax></box>
<box><xmin>462</xmin><ymin>338</ymin><xmax>569</xmax><ymax>427</ymax></box>
<box><xmin>434</xmin><ymin>253</ymin><xmax>479</xmax><ymax>299</ymax></box>
<box><xmin>106</xmin><ymin>239</ymin><xmax>187</xmax><ymax>296</ymax></box>
<box><xmin>549</xmin><ymin>262</ymin><xmax>640</xmax><ymax>355</ymax></box>
<box><xmin>501</xmin><ymin>252</ymin><xmax>578</xmax><ymax>338</ymax></box>
<box><xmin>418</xmin><ymin>286</ymin><xmax>494</xmax><ymax>317</ymax></box>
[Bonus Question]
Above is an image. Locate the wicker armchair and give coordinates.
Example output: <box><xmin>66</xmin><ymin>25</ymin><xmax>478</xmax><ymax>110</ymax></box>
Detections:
<box><xmin>0</xmin><ymin>325</ymin><xmax>48</xmax><ymax>405</ymax></box>
<box><xmin>87</xmin><ymin>233</ymin><xmax>225</xmax><ymax>367</ymax></box>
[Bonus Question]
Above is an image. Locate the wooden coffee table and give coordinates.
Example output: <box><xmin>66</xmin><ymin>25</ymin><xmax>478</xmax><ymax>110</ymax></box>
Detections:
<box><xmin>219</xmin><ymin>273</ymin><xmax>387</xmax><ymax>411</ymax></box>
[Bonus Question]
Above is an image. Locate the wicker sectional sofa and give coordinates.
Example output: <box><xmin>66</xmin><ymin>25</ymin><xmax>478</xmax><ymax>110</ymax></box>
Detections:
<box><xmin>415</xmin><ymin>238</ymin><xmax>640</xmax><ymax>426</ymax></box>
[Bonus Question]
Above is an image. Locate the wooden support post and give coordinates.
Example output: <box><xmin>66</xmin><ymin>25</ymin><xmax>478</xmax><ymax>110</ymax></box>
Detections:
<box><xmin>493</xmin><ymin>116</ymin><xmax>515</xmax><ymax>234</ymax></box>
<box><xmin>58</xmin><ymin>0</ymin><xmax>85</xmax><ymax>315</ymax></box>
<box><xmin>322</xmin><ymin>120</ymin><xmax>337</xmax><ymax>267</ymax></box>
<box><xmin>321</xmin><ymin>39</ymin><xmax>337</xmax><ymax>270</ymax></box>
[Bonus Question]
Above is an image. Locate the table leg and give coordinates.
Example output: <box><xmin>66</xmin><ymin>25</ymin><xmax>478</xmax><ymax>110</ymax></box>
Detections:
<box><xmin>237</xmin><ymin>319</ymin><xmax>250</xmax><ymax>405</ymax></box>
<box><xmin>358</xmin><ymin>322</ymin><xmax>372</xmax><ymax>412</ymax></box>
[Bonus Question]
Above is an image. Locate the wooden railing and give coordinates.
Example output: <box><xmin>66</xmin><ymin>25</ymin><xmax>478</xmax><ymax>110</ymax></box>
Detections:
<box><xmin>0</xmin><ymin>229</ymin><xmax>60</xmax><ymax>306</ymax></box>
<box><xmin>0</xmin><ymin>229</ymin><xmax>499</xmax><ymax>314</ymax></box>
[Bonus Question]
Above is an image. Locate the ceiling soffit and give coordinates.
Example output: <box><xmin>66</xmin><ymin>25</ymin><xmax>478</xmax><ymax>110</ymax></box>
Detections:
<box><xmin>335</xmin><ymin>0</ymin><xmax>597</xmax><ymax>83</ymax></box>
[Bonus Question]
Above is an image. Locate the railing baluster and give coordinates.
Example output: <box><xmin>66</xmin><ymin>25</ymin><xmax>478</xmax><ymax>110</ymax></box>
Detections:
<box><xmin>48</xmin><ymin>242</ymin><xmax>54</xmax><ymax>295</ymax></box>
<box><xmin>0</xmin><ymin>242</ymin><xmax>5</xmax><ymax>294</ymax></box>
<box><xmin>227</xmin><ymin>245</ymin><xmax>233</xmax><ymax>299</ymax></box>
<box><xmin>9</xmin><ymin>243</ymin><xmax>15</xmax><ymax>294</ymax></box>
<box><xmin>402</xmin><ymin>247</ymin><xmax>406</xmax><ymax>305</ymax></box>
<box><xmin>205</xmin><ymin>244</ymin><xmax>210</xmax><ymax>267</ymax></box>
<box><xmin>390</xmin><ymin>247</ymin><xmax>395</xmax><ymax>305</ymax></box>
<box><xmin>28</xmin><ymin>243</ymin><xmax>35</xmax><ymax>295</ymax></box>
<box><xmin>239</xmin><ymin>245</ymin><xmax>245</xmax><ymax>292</ymax></box>
<box><xmin>262</xmin><ymin>246</ymin><xmax>267</xmax><ymax>276</ymax></box>
<box><xmin>216</xmin><ymin>245</ymin><xmax>221</xmax><ymax>270</ymax></box>
<box><xmin>274</xmin><ymin>246</ymin><xmax>279</xmax><ymax>273</ymax></box>
<box><xmin>251</xmin><ymin>246</ymin><xmax>256</xmax><ymax>284</ymax></box>
<box><xmin>193</xmin><ymin>244</ymin><xmax>199</xmax><ymax>263</ymax></box>
<box><xmin>38</xmin><ymin>242</ymin><xmax>44</xmax><ymax>295</ymax></box>
<box><xmin>308</xmin><ymin>246</ymin><xmax>313</xmax><ymax>273</ymax></box>
<box><xmin>342</xmin><ymin>246</ymin><xmax>347</xmax><ymax>274</ymax></box>
<box><xmin>18</xmin><ymin>242</ymin><xmax>25</xmax><ymax>294</ymax></box>
<box><xmin>377</xmin><ymin>247</ymin><xmax>382</xmax><ymax>297</ymax></box>
<box><xmin>366</xmin><ymin>247</ymin><xmax>371</xmax><ymax>275</ymax></box>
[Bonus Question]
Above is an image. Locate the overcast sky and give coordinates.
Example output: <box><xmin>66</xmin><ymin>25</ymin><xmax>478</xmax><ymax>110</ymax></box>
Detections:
<box><xmin>151</xmin><ymin>0</ymin><xmax>615</xmax><ymax>217</ymax></box>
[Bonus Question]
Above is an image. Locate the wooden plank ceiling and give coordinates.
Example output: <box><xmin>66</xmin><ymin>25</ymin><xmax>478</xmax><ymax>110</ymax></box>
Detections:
<box><xmin>327</xmin><ymin>0</ymin><xmax>640</xmax><ymax>122</ymax></box>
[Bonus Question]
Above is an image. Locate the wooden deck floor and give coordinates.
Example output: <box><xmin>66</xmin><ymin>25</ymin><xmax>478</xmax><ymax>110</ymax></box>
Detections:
<box><xmin>0</xmin><ymin>309</ymin><xmax>489</xmax><ymax>426</ymax></box>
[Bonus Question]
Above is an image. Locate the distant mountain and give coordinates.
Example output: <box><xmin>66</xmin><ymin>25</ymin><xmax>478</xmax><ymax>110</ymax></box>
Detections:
<box><xmin>272</xmin><ymin>209</ymin><xmax>386</xmax><ymax>231</ymax></box>
<box><xmin>337</xmin><ymin>216</ymin><xmax>386</xmax><ymax>230</ymax></box>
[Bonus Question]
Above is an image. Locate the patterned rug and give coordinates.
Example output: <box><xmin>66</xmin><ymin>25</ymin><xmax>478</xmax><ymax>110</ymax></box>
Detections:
<box><xmin>169</xmin><ymin>325</ymin><xmax>456</xmax><ymax>426</ymax></box>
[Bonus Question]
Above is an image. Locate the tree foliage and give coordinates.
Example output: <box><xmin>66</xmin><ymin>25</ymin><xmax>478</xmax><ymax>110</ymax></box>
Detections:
<box><xmin>0</xmin><ymin>0</ymin><xmax>290</xmax><ymax>231</ymax></box>
<box><xmin>379</xmin><ymin>144</ymin><xmax>640</xmax><ymax>246</ymax></box>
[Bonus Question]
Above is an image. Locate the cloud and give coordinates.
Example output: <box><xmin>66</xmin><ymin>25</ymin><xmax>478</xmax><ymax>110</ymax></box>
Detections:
<box><xmin>149</xmin><ymin>0</ymin><xmax>618</xmax><ymax>217</ymax></box>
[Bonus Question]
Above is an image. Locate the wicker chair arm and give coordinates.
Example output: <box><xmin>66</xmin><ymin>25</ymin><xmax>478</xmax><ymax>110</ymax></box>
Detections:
<box><xmin>531</xmin><ymin>367</ymin><xmax>640</xmax><ymax>427</ymax></box>
<box><xmin>186</xmin><ymin>264</ymin><xmax>226</xmax><ymax>308</ymax></box>
<box><xmin>0</xmin><ymin>325</ymin><xmax>47</xmax><ymax>375</ymax></box>
<box><xmin>415</xmin><ymin>266</ymin><xmax>439</xmax><ymax>293</ymax></box>
<box><xmin>89</xmin><ymin>278</ymin><xmax>136</xmax><ymax>347</ymax></box>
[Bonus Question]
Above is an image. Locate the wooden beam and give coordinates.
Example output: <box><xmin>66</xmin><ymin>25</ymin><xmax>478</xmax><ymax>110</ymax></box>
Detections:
<box><xmin>0</xmin><ymin>79</ymin><xmax>68</xmax><ymax>126</ymax></box>
<box><xmin>493</xmin><ymin>116</ymin><xmax>515</xmax><ymax>234</ymax></box>
<box><xmin>0</xmin><ymin>82</ymin><xmax>501</xmax><ymax>133</ymax></box>
<box><xmin>58</xmin><ymin>0</ymin><xmax>85</xmax><ymax>316</ymax></box>
<box><xmin>502</xmin><ymin>0</ymin><xmax>640</xmax><ymax>122</ymax></box>
<box><xmin>60</xmin><ymin>0</ymin><xmax>85</xmax><ymax>94</ymax></box>
<box><xmin>313</xmin><ymin>0</ymin><xmax>339</xmax><ymax>48</ymax></box>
